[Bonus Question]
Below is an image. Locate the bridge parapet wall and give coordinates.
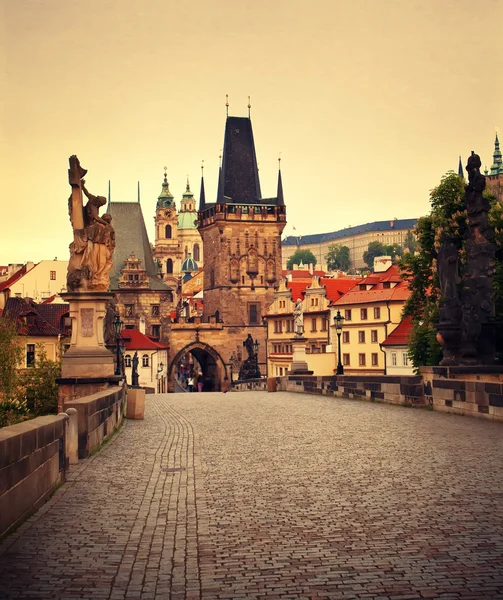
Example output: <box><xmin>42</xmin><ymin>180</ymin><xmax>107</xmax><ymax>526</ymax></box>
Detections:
<box><xmin>0</xmin><ymin>413</ymin><xmax>67</xmax><ymax>538</ymax></box>
<box><xmin>279</xmin><ymin>374</ymin><xmax>425</xmax><ymax>406</ymax></box>
<box><xmin>64</xmin><ymin>385</ymin><xmax>126</xmax><ymax>459</ymax></box>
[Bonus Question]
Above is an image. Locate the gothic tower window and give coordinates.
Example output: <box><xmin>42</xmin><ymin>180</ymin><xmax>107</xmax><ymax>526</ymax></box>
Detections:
<box><xmin>193</xmin><ymin>243</ymin><xmax>200</xmax><ymax>262</ymax></box>
<box><xmin>166</xmin><ymin>259</ymin><xmax>173</xmax><ymax>274</ymax></box>
<box><xmin>165</xmin><ymin>224</ymin><xmax>172</xmax><ymax>239</ymax></box>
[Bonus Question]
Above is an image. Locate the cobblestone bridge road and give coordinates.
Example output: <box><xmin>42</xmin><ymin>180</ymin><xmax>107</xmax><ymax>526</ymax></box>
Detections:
<box><xmin>1</xmin><ymin>392</ymin><xmax>503</xmax><ymax>599</ymax></box>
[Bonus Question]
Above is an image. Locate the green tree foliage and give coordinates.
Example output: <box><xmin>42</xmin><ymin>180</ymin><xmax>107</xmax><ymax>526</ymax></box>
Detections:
<box><xmin>0</xmin><ymin>319</ymin><xmax>27</xmax><ymax>427</ymax></box>
<box><xmin>404</xmin><ymin>230</ymin><xmax>418</xmax><ymax>253</ymax></box>
<box><xmin>326</xmin><ymin>244</ymin><xmax>350</xmax><ymax>271</ymax></box>
<box><xmin>363</xmin><ymin>241</ymin><xmax>403</xmax><ymax>268</ymax></box>
<box><xmin>286</xmin><ymin>249</ymin><xmax>317</xmax><ymax>270</ymax></box>
<box><xmin>400</xmin><ymin>171</ymin><xmax>467</xmax><ymax>370</ymax></box>
<box><xmin>21</xmin><ymin>344</ymin><xmax>61</xmax><ymax>417</ymax></box>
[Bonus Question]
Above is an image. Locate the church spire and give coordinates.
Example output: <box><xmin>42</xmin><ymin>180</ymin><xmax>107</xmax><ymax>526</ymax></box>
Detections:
<box><xmin>277</xmin><ymin>157</ymin><xmax>284</xmax><ymax>206</ymax></box>
<box><xmin>156</xmin><ymin>167</ymin><xmax>174</xmax><ymax>209</ymax></box>
<box><xmin>199</xmin><ymin>162</ymin><xmax>206</xmax><ymax>211</ymax></box>
<box><xmin>490</xmin><ymin>131</ymin><xmax>503</xmax><ymax>175</ymax></box>
<box><xmin>458</xmin><ymin>155</ymin><xmax>463</xmax><ymax>178</ymax></box>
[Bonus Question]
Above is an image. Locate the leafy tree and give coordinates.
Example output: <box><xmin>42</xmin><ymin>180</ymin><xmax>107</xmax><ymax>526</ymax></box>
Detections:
<box><xmin>0</xmin><ymin>319</ymin><xmax>28</xmax><ymax>427</ymax></box>
<box><xmin>363</xmin><ymin>241</ymin><xmax>386</xmax><ymax>268</ymax></box>
<box><xmin>21</xmin><ymin>344</ymin><xmax>61</xmax><ymax>416</ymax></box>
<box><xmin>326</xmin><ymin>244</ymin><xmax>350</xmax><ymax>271</ymax></box>
<box><xmin>400</xmin><ymin>171</ymin><xmax>467</xmax><ymax>370</ymax></box>
<box><xmin>286</xmin><ymin>249</ymin><xmax>317</xmax><ymax>270</ymax></box>
<box><xmin>0</xmin><ymin>319</ymin><xmax>23</xmax><ymax>402</ymax></box>
<box><xmin>404</xmin><ymin>230</ymin><xmax>418</xmax><ymax>253</ymax></box>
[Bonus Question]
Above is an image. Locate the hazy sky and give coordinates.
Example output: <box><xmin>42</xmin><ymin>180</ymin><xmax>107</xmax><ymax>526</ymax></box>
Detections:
<box><xmin>1</xmin><ymin>0</ymin><xmax>502</xmax><ymax>264</ymax></box>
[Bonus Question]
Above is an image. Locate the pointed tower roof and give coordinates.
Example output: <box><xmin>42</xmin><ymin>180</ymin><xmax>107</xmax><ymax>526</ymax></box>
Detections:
<box><xmin>199</xmin><ymin>165</ymin><xmax>206</xmax><ymax>211</ymax></box>
<box><xmin>458</xmin><ymin>156</ymin><xmax>464</xmax><ymax>178</ymax></box>
<box><xmin>277</xmin><ymin>158</ymin><xmax>284</xmax><ymax>206</ymax></box>
<box><xmin>218</xmin><ymin>116</ymin><xmax>262</xmax><ymax>204</ymax></box>
<box><xmin>490</xmin><ymin>132</ymin><xmax>503</xmax><ymax>175</ymax></box>
<box><xmin>182</xmin><ymin>177</ymin><xmax>194</xmax><ymax>200</ymax></box>
<box><xmin>156</xmin><ymin>167</ymin><xmax>175</xmax><ymax>209</ymax></box>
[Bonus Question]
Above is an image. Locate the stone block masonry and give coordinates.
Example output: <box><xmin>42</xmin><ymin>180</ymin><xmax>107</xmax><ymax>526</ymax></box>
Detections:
<box><xmin>0</xmin><ymin>413</ymin><xmax>67</xmax><ymax>537</ymax></box>
<box><xmin>64</xmin><ymin>385</ymin><xmax>126</xmax><ymax>458</ymax></box>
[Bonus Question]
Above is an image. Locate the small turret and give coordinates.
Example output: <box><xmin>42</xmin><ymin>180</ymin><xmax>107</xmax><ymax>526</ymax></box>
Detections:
<box><xmin>490</xmin><ymin>132</ymin><xmax>503</xmax><ymax>175</ymax></box>
<box><xmin>156</xmin><ymin>167</ymin><xmax>175</xmax><ymax>210</ymax></box>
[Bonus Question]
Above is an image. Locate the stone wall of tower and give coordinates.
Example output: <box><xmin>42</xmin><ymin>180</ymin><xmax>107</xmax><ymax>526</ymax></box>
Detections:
<box><xmin>199</xmin><ymin>208</ymin><xmax>285</xmax><ymax>325</ymax></box>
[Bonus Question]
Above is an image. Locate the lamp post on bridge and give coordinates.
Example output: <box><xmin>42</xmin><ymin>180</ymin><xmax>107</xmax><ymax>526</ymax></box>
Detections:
<box><xmin>334</xmin><ymin>310</ymin><xmax>345</xmax><ymax>375</ymax></box>
<box><xmin>113</xmin><ymin>314</ymin><xmax>124</xmax><ymax>376</ymax></box>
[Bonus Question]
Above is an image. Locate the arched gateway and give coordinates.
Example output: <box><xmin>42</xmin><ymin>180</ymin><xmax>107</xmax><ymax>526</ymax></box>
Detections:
<box><xmin>168</xmin><ymin>341</ymin><xmax>228</xmax><ymax>393</ymax></box>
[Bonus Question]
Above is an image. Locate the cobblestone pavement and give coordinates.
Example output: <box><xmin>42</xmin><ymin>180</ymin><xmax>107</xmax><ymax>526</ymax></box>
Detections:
<box><xmin>1</xmin><ymin>392</ymin><xmax>503</xmax><ymax>599</ymax></box>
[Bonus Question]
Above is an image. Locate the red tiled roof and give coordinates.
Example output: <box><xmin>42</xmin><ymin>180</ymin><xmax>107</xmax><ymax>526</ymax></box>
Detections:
<box><xmin>381</xmin><ymin>316</ymin><xmax>413</xmax><ymax>347</ymax></box>
<box><xmin>121</xmin><ymin>328</ymin><xmax>168</xmax><ymax>350</ymax></box>
<box><xmin>0</xmin><ymin>265</ymin><xmax>27</xmax><ymax>292</ymax></box>
<box><xmin>333</xmin><ymin>265</ymin><xmax>410</xmax><ymax>306</ymax></box>
<box><xmin>2</xmin><ymin>297</ymin><xmax>62</xmax><ymax>337</ymax></box>
<box><xmin>36</xmin><ymin>304</ymin><xmax>70</xmax><ymax>331</ymax></box>
<box><xmin>321</xmin><ymin>277</ymin><xmax>361</xmax><ymax>304</ymax></box>
<box><xmin>287</xmin><ymin>281</ymin><xmax>309</xmax><ymax>301</ymax></box>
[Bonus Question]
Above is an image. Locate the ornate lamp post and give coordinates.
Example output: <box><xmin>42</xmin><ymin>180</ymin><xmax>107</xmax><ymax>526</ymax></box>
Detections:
<box><xmin>113</xmin><ymin>314</ymin><xmax>124</xmax><ymax>376</ymax></box>
<box><xmin>334</xmin><ymin>310</ymin><xmax>345</xmax><ymax>375</ymax></box>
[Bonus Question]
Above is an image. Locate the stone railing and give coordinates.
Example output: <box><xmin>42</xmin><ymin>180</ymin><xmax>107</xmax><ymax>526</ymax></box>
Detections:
<box><xmin>64</xmin><ymin>386</ymin><xmax>126</xmax><ymax>459</ymax></box>
<box><xmin>231</xmin><ymin>378</ymin><xmax>268</xmax><ymax>392</ymax></box>
<box><xmin>0</xmin><ymin>413</ymin><xmax>67</xmax><ymax>538</ymax></box>
<box><xmin>279</xmin><ymin>374</ymin><xmax>425</xmax><ymax>406</ymax></box>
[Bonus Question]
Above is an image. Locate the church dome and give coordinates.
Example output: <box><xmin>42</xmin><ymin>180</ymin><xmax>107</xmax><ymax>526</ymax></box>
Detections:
<box><xmin>178</xmin><ymin>211</ymin><xmax>198</xmax><ymax>229</ymax></box>
<box><xmin>181</xmin><ymin>253</ymin><xmax>198</xmax><ymax>273</ymax></box>
<box><xmin>156</xmin><ymin>169</ymin><xmax>174</xmax><ymax>210</ymax></box>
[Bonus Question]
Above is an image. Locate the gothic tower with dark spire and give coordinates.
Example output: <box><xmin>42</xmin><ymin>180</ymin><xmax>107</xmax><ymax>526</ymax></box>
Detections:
<box><xmin>487</xmin><ymin>131</ymin><xmax>503</xmax><ymax>202</ymax></box>
<box><xmin>197</xmin><ymin>113</ymin><xmax>287</xmax><ymax>327</ymax></box>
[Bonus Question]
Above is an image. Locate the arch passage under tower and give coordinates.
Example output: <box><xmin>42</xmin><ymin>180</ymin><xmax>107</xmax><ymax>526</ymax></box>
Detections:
<box><xmin>168</xmin><ymin>342</ymin><xmax>228</xmax><ymax>393</ymax></box>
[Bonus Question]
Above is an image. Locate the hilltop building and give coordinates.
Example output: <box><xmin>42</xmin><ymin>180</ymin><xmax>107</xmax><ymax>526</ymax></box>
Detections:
<box><xmin>282</xmin><ymin>218</ymin><xmax>417</xmax><ymax>271</ymax></box>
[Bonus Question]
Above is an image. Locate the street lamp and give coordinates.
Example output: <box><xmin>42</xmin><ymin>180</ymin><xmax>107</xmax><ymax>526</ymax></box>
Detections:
<box><xmin>334</xmin><ymin>310</ymin><xmax>345</xmax><ymax>375</ymax></box>
<box><xmin>113</xmin><ymin>313</ymin><xmax>124</xmax><ymax>376</ymax></box>
<box><xmin>253</xmin><ymin>339</ymin><xmax>260</xmax><ymax>357</ymax></box>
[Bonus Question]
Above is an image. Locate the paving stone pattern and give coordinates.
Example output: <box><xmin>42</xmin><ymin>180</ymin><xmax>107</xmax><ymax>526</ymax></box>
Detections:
<box><xmin>1</xmin><ymin>392</ymin><xmax>503</xmax><ymax>599</ymax></box>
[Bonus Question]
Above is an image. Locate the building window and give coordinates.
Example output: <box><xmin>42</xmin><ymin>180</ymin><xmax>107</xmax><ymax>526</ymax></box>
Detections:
<box><xmin>383</xmin><ymin>282</ymin><xmax>391</xmax><ymax>289</ymax></box>
<box><xmin>358</xmin><ymin>331</ymin><xmax>365</xmax><ymax>343</ymax></box>
<box><xmin>343</xmin><ymin>353</ymin><xmax>350</xmax><ymax>366</ymax></box>
<box><xmin>359</xmin><ymin>353</ymin><xmax>366</xmax><ymax>366</ymax></box>
<box><xmin>50</xmin><ymin>270</ymin><xmax>56</xmax><ymax>280</ymax></box>
<box><xmin>321</xmin><ymin>318</ymin><xmax>328</xmax><ymax>331</ymax></box>
<box><xmin>193</xmin><ymin>243</ymin><xmax>200</xmax><ymax>261</ymax></box>
<box><xmin>344</xmin><ymin>309</ymin><xmax>352</xmax><ymax>321</ymax></box>
<box><xmin>151</xmin><ymin>305</ymin><xmax>160</xmax><ymax>316</ymax></box>
<box><xmin>166</xmin><ymin>259</ymin><xmax>173</xmax><ymax>274</ymax></box>
<box><xmin>371</xmin><ymin>353</ymin><xmax>378</xmax><ymax>366</ymax></box>
<box><xmin>26</xmin><ymin>344</ymin><xmax>35</xmax><ymax>368</ymax></box>
<box><xmin>125</xmin><ymin>304</ymin><xmax>134</xmax><ymax>317</ymax></box>
<box><xmin>142</xmin><ymin>354</ymin><xmax>149</xmax><ymax>367</ymax></box>
<box><xmin>392</xmin><ymin>352</ymin><xmax>397</xmax><ymax>366</ymax></box>
<box><xmin>249</xmin><ymin>303</ymin><xmax>260</xmax><ymax>325</ymax></box>
<box><xmin>374</xmin><ymin>307</ymin><xmax>381</xmax><ymax>319</ymax></box>
<box><xmin>274</xmin><ymin>319</ymin><xmax>282</xmax><ymax>333</ymax></box>
<box><xmin>125</xmin><ymin>354</ymin><xmax>131</xmax><ymax>367</ymax></box>
<box><xmin>151</xmin><ymin>325</ymin><xmax>160</xmax><ymax>338</ymax></box>
<box><xmin>371</xmin><ymin>330</ymin><xmax>378</xmax><ymax>343</ymax></box>
<box><xmin>311</xmin><ymin>318</ymin><xmax>317</xmax><ymax>332</ymax></box>
<box><xmin>286</xmin><ymin>319</ymin><xmax>292</xmax><ymax>333</ymax></box>
<box><xmin>402</xmin><ymin>353</ymin><xmax>409</xmax><ymax>366</ymax></box>
<box><xmin>342</xmin><ymin>331</ymin><xmax>350</xmax><ymax>343</ymax></box>
<box><xmin>361</xmin><ymin>308</ymin><xmax>368</xmax><ymax>320</ymax></box>
<box><xmin>321</xmin><ymin>344</ymin><xmax>327</xmax><ymax>353</ymax></box>
<box><xmin>165</xmin><ymin>224</ymin><xmax>172</xmax><ymax>239</ymax></box>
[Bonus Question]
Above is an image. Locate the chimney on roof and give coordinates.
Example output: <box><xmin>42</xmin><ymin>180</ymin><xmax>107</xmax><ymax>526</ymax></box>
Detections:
<box><xmin>373</xmin><ymin>256</ymin><xmax>393</xmax><ymax>273</ymax></box>
<box><xmin>26</xmin><ymin>262</ymin><xmax>34</xmax><ymax>272</ymax></box>
<box><xmin>308</xmin><ymin>263</ymin><xmax>313</xmax><ymax>274</ymax></box>
<box><xmin>287</xmin><ymin>273</ymin><xmax>292</xmax><ymax>282</ymax></box>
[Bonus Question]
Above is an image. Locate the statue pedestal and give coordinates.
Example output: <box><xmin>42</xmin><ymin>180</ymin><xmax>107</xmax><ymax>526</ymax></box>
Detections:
<box><xmin>291</xmin><ymin>336</ymin><xmax>313</xmax><ymax>375</ymax></box>
<box><xmin>57</xmin><ymin>292</ymin><xmax>120</xmax><ymax>411</ymax></box>
<box><xmin>60</xmin><ymin>292</ymin><xmax>115</xmax><ymax>378</ymax></box>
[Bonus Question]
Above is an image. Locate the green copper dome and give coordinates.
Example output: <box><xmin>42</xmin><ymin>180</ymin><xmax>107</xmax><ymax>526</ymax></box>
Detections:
<box><xmin>181</xmin><ymin>253</ymin><xmax>198</xmax><ymax>273</ymax></box>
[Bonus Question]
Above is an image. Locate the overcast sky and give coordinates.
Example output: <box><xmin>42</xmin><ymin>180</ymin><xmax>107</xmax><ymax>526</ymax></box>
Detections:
<box><xmin>1</xmin><ymin>0</ymin><xmax>502</xmax><ymax>264</ymax></box>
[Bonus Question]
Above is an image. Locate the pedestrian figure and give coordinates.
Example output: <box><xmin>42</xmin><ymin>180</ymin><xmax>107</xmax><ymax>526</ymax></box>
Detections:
<box><xmin>187</xmin><ymin>375</ymin><xmax>194</xmax><ymax>393</ymax></box>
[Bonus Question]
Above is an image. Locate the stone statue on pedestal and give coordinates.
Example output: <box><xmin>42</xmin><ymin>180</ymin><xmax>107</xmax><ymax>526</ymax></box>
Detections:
<box><xmin>67</xmin><ymin>155</ymin><xmax>115</xmax><ymax>292</ymax></box>
<box><xmin>132</xmin><ymin>351</ymin><xmax>139</xmax><ymax>387</ymax></box>
<box><xmin>293</xmin><ymin>298</ymin><xmax>304</xmax><ymax>336</ymax></box>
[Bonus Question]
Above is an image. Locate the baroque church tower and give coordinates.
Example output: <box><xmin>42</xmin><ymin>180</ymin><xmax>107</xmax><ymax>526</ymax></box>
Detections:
<box><xmin>197</xmin><ymin>113</ymin><xmax>286</xmax><ymax>327</ymax></box>
<box><xmin>153</xmin><ymin>169</ymin><xmax>182</xmax><ymax>289</ymax></box>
